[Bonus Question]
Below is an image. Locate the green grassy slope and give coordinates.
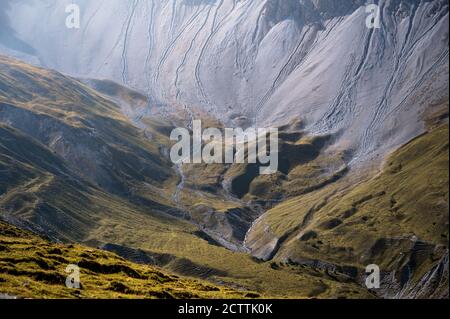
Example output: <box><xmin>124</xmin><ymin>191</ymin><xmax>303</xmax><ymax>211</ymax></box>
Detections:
<box><xmin>246</xmin><ymin>123</ymin><xmax>449</xmax><ymax>298</ymax></box>
<box><xmin>0</xmin><ymin>220</ymin><xmax>252</xmax><ymax>299</ymax></box>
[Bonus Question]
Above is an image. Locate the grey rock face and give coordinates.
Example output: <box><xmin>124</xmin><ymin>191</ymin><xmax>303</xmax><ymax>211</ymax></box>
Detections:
<box><xmin>1</xmin><ymin>1</ymin><xmax>447</xmax><ymax>165</ymax></box>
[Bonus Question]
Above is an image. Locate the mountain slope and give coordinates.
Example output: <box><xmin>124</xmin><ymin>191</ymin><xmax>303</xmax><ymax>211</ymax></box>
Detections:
<box><xmin>0</xmin><ymin>1</ymin><xmax>448</xmax><ymax>299</ymax></box>
<box><xmin>2</xmin><ymin>0</ymin><xmax>448</xmax><ymax>164</ymax></box>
